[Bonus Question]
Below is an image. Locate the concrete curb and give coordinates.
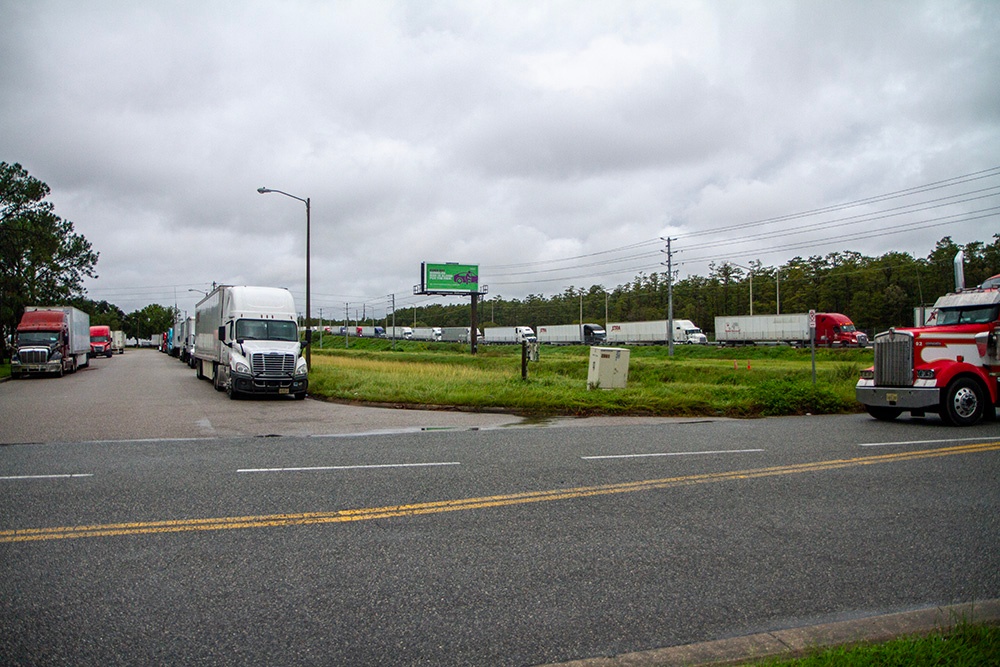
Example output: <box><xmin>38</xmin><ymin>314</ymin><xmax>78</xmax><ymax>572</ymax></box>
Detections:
<box><xmin>539</xmin><ymin>599</ymin><xmax>1000</xmax><ymax>666</ymax></box>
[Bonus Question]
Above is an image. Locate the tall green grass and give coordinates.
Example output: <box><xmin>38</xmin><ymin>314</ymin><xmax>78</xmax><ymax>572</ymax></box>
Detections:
<box><xmin>307</xmin><ymin>340</ymin><xmax>871</xmax><ymax>417</ymax></box>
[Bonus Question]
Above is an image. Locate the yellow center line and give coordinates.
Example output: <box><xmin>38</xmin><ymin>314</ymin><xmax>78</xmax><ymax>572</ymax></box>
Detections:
<box><xmin>3</xmin><ymin>441</ymin><xmax>998</xmax><ymax>544</ymax></box>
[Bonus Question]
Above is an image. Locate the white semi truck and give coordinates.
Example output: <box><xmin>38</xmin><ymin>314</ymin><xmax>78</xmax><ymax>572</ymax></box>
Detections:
<box><xmin>482</xmin><ymin>326</ymin><xmax>536</xmax><ymax>344</ymax></box>
<box><xmin>193</xmin><ymin>285</ymin><xmax>308</xmax><ymax>400</ymax></box>
<box><xmin>606</xmin><ymin>319</ymin><xmax>708</xmax><ymax>345</ymax></box>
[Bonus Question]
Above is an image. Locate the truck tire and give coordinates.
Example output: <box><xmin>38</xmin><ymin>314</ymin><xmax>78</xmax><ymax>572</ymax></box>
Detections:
<box><xmin>213</xmin><ymin>364</ymin><xmax>226</xmax><ymax>392</ymax></box>
<box><xmin>227</xmin><ymin>382</ymin><xmax>240</xmax><ymax>400</ymax></box>
<box><xmin>865</xmin><ymin>405</ymin><xmax>901</xmax><ymax>421</ymax></box>
<box><xmin>294</xmin><ymin>391</ymin><xmax>306</xmax><ymax>400</ymax></box>
<box><xmin>940</xmin><ymin>377</ymin><xmax>985</xmax><ymax>426</ymax></box>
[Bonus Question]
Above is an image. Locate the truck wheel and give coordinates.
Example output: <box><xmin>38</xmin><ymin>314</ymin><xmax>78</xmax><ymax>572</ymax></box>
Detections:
<box><xmin>940</xmin><ymin>378</ymin><xmax>985</xmax><ymax>426</ymax></box>
<box><xmin>865</xmin><ymin>405</ymin><xmax>901</xmax><ymax>421</ymax></box>
<box><xmin>294</xmin><ymin>392</ymin><xmax>306</xmax><ymax>400</ymax></box>
<box><xmin>227</xmin><ymin>383</ymin><xmax>240</xmax><ymax>400</ymax></box>
<box><xmin>213</xmin><ymin>364</ymin><xmax>226</xmax><ymax>392</ymax></box>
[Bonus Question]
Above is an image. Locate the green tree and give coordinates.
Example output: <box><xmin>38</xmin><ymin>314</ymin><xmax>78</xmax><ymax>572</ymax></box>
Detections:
<box><xmin>1</xmin><ymin>162</ymin><xmax>99</xmax><ymax>343</ymax></box>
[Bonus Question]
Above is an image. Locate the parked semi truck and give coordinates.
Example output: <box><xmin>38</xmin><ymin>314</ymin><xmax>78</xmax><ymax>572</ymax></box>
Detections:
<box><xmin>10</xmin><ymin>306</ymin><xmax>91</xmax><ymax>377</ymax></box>
<box><xmin>482</xmin><ymin>326</ymin><xmax>536</xmax><ymax>344</ymax></box>
<box><xmin>193</xmin><ymin>285</ymin><xmax>308</xmax><ymax>400</ymax></box>
<box><xmin>606</xmin><ymin>319</ymin><xmax>709</xmax><ymax>345</ymax></box>
<box><xmin>355</xmin><ymin>326</ymin><xmax>386</xmax><ymax>338</ymax></box>
<box><xmin>535</xmin><ymin>323</ymin><xmax>607</xmax><ymax>345</ymax></box>
<box><xmin>714</xmin><ymin>313</ymin><xmax>867</xmax><ymax>347</ymax></box>
<box><xmin>386</xmin><ymin>326</ymin><xmax>413</xmax><ymax>340</ymax></box>
<box><xmin>411</xmin><ymin>327</ymin><xmax>442</xmax><ymax>341</ymax></box>
<box><xmin>89</xmin><ymin>325</ymin><xmax>113</xmax><ymax>357</ymax></box>
<box><xmin>856</xmin><ymin>279</ymin><xmax>1000</xmax><ymax>426</ymax></box>
<box><xmin>440</xmin><ymin>327</ymin><xmax>480</xmax><ymax>343</ymax></box>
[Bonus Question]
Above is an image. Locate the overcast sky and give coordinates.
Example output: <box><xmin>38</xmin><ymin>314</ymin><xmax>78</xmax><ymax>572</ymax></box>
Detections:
<box><xmin>2</xmin><ymin>1</ymin><xmax>998</xmax><ymax>320</ymax></box>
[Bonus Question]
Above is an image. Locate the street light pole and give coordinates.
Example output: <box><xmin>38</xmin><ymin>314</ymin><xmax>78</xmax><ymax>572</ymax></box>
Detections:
<box><xmin>730</xmin><ymin>261</ymin><xmax>754</xmax><ymax>316</ymax></box>
<box><xmin>257</xmin><ymin>187</ymin><xmax>311</xmax><ymax>368</ymax></box>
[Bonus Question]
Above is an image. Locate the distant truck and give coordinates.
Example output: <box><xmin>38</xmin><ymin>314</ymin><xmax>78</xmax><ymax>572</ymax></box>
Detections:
<box><xmin>90</xmin><ymin>325</ymin><xmax>113</xmax><ymax>358</ymax></box>
<box><xmin>535</xmin><ymin>323</ymin><xmax>607</xmax><ymax>345</ymax></box>
<box><xmin>386</xmin><ymin>326</ymin><xmax>413</xmax><ymax>340</ymax></box>
<box><xmin>441</xmin><ymin>327</ymin><xmax>480</xmax><ymax>343</ymax></box>
<box><xmin>714</xmin><ymin>313</ymin><xmax>867</xmax><ymax>347</ymax></box>
<box><xmin>482</xmin><ymin>326</ymin><xmax>536</xmax><ymax>344</ymax></box>
<box><xmin>111</xmin><ymin>330</ymin><xmax>126</xmax><ymax>354</ymax></box>
<box><xmin>411</xmin><ymin>327</ymin><xmax>442</xmax><ymax>342</ymax></box>
<box><xmin>606</xmin><ymin>320</ymin><xmax>709</xmax><ymax>345</ymax></box>
<box><xmin>355</xmin><ymin>326</ymin><xmax>386</xmax><ymax>338</ymax></box>
<box><xmin>11</xmin><ymin>306</ymin><xmax>91</xmax><ymax>377</ymax></box>
<box><xmin>193</xmin><ymin>285</ymin><xmax>308</xmax><ymax>400</ymax></box>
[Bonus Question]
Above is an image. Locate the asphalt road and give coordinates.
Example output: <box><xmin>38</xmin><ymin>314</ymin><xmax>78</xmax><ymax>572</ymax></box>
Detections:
<box><xmin>1</xmin><ymin>349</ymin><xmax>998</xmax><ymax>666</ymax></box>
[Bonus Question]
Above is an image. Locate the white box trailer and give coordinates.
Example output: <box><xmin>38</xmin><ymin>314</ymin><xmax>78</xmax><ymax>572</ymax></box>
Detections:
<box><xmin>194</xmin><ymin>285</ymin><xmax>308</xmax><ymax>399</ymax></box>
<box><xmin>111</xmin><ymin>330</ymin><xmax>126</xmax><ymax>354</ymax></box>
<box><xmin>714</xmin><ymin>314</ymin><xmax>810</xmax><ymax>345</ymax></box>
<box><xmin>482</xmin><ymin>326</ymin><xmax>536</xmax><ymax>344</ymax></box>
<box><xmin>411</xmin><ymin>327</ymin><xmax>442</xmax><ymax>341</ymax></box>
<box><xmin>440</xmin><ymin>327</ymin><xmax>480</xmax><ymax>343</ymax></box>
<box><xmin>535</xmin><ymin>323</ymin><xmax>607</xmax><ymax>345</ymax></box>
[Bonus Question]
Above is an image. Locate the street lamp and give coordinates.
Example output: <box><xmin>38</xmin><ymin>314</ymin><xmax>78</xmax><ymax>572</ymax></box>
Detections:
<box><xmin>729</xmin><ymin>262</ymin><xmax>754</xmax><ymax>316</ymax></box>
<box><xmin>257</xmin><ymin>187</ymin><xmax>311</xmax><ymax>368</ymax></box>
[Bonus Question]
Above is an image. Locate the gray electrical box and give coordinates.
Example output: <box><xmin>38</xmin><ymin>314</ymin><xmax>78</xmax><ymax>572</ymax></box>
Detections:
<box><xmin>587</xmin><ymin>346</ymin><xmax>630</xmax><ymax>390</ymax></box>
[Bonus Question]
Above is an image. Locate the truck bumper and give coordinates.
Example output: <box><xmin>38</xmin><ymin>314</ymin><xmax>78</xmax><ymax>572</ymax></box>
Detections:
<box><xmin>11</xmin><ymin>361</ymin><xmax>62</xmax><ymax>375</ymax></box>
<box><xmin>856</xmin><ymin>382</ymin><xmax>940</xmax><ymax>410</ymax></box>
<box><xmin>231</xmin><ymin>373</ymin><xmax>308</xmax><ymax>396</ymax></box>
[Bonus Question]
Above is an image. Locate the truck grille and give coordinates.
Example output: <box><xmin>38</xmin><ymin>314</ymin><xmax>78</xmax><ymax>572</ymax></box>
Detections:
<box><xmin>19</xmin><ymin>349</ymin><xmax>48</xmax><ymax>364</ymax></box>
<box><xmin>873</xmin><ymin>331</ymin><xmax>913</xmax><ymax>386</ymax></box>
<box><xmin>251</xmin><ymin>353</ymin><xmax>295</xmax><ymax>376</ymax></box>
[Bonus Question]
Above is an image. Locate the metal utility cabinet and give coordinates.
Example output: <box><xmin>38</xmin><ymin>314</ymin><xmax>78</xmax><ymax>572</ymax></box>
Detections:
<box><xmin>587</xmin><ymin>346</ymin><xmax>630</xmax><ymax>390</ymax></box>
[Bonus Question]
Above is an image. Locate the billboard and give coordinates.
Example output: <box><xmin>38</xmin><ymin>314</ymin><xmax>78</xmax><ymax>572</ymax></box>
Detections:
<box><xmin>420</xmin><ymin>262</ymin><xmax>480</xmax><ymax>294</ymax></box>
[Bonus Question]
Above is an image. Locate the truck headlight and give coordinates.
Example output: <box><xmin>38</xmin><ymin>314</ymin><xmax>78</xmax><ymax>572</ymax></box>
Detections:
<box><xmin>294</xmin><ymin>362</ymin><xmax>308</xmax><ymax>378</ymax></box>
<box><xmin>916</xmin><ymin>369</ymin><xmax>936</xmax><ymax>379</ymax></box>
<box><xmin>234</xmin><ymin>362</ymin><xmax>250</xmax><ymax>374</ymax></box>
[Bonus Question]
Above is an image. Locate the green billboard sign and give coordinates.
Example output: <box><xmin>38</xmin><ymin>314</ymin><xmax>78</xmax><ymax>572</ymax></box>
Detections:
<box><xmin>422</xmin><ymin>262</ymin><xmax>480</xmax><ymax>293</ymax></box>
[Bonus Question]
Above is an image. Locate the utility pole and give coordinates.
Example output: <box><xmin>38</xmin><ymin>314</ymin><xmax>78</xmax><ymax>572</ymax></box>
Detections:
<box><xmin>344</xmin><ymin>302</ymin><xmax>349</xmax><ymax>348</ymax></box>
<box><xmin>319</xmin><ymin>308</ymin><xmax>323</xmax><ymax>347</ymax></box>
<box><xmin>662</xmin><ymin>237</ymin><xmax>675</xmax><ymax>357</ymax></box>
<box><xmin>388</xmin><ymin>293</ymin><xmax>396</xmax><ymax>349</ymax></box>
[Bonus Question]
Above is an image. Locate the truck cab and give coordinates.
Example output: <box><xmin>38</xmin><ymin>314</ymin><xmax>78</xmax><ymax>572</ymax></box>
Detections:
<box><xmin>856</xmin><ymin>286</ymin><xmax>1000</xmax><ymax>426</ymax></box>
<box><xmin>90</xmin><ymin>325</ymin><xmax>113</xmax><ymax>358</ymax></box>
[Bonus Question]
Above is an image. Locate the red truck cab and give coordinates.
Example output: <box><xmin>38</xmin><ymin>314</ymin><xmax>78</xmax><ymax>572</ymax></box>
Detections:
<box><xmin>90</xmin><ymin>325</ymin><xmax>113</xmax><ymax>358</ymax></box>
<box><xmin>815</xmin><ymin>313</ymin><xmax>868</xmax><ymax>347</ymax></box>
<box><xmin>856</xmin><ymin>282</ymin><xmax>1000</xmax><ymax>425</ymax></box>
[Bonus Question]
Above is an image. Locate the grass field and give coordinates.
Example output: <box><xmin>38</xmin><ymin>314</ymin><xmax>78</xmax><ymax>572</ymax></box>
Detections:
<box><xmin>307</xmin><ymin>338</ymin><xmax>872</xmax><ymax>417</ymax></box>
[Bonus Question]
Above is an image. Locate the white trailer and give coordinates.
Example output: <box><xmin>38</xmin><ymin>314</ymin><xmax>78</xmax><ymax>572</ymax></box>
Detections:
<box><xmin>440</xmin><ymin>327</ymin><xmax>480</xmax><ymax>343</ymax></box>
<box><xmin>194</xmin><ymin>285</ymin><xmax>308</xmax><ymax>399</ymax></box>
<box><xmin>482</xmin><ymin>326</ymin><xmax>536</xmax><ymax>344</ymax></box>
<box><xmin>607</xmin><ymin>320</ymin><xmax>709</xmax><ymax>345</ymax></box>
<box><xmin>111</xmin><ymin>330</ymin><xmax>126</xmax><ymax>354</ymax></box>
<box><xmin>714</xmin><ymin>314</ymin><xmax>810</xmax><ymax>345</ymax></box>
<box><xmin>536</xmin><ymin>323</ymin><xmax>607</xmax><ymax>345</ymax></box>
<box><xmin>411</xmin><ymin>327</ymin><xmax>442</xmax><ymax>341</ymax></box>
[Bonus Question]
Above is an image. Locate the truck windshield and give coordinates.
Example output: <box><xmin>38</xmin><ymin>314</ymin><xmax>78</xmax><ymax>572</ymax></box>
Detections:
<box><xmin>18</xmin><ymin>332</ymin><xmax>59</xmax><ymax>346</ymax></box>
<box><xmin>91</xmin><ymin>336</ymin><xmax>110</xmax><ymax>343</ymax></box>
<box><xmin>235</xmin><ymin>319</ymin><xmax>298</xmax><ymax>341</ymax></box>
<box><xmin>936</xmin><ymin>306</ymin><xmax>1000</xmax><ymax>325</ymax></box>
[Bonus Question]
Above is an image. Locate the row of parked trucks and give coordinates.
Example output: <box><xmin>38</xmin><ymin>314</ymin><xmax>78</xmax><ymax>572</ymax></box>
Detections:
<box><xmin>9</xmin><ymin>307</ymin><xmax>129</xmax><ymax>377</ymax></box>
<box><xmin>330</xmin><ymin>314</ymin><xmax>867</xmax><ymax>347</ymax></box>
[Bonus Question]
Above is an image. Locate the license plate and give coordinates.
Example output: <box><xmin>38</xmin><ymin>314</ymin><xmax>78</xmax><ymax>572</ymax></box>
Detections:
<box><xmin>886</xmin><ymin>392</ymin><xmax>898</xmax><ymax>402</ymax></box>
<box><xmin>279</xmin><ymin>388</ymin><xmax>289</xmax><ymax>394</ymax></box>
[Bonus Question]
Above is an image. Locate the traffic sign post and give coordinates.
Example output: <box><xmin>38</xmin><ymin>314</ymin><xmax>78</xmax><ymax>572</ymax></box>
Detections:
<box><xmin>809</xmin><ymin>309</ymin><xmax>817</xmax><ymax>385</ymax></box>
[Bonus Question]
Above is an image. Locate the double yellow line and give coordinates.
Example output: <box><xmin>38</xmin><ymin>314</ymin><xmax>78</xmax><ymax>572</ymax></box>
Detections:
<box><xmin>3</xmin><ymin>441</ymin><xmax>997</xmax><ymax>544</ymax></box>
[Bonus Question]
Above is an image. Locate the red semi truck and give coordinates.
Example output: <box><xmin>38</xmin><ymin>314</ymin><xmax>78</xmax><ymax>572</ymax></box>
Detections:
<box><xmin>10</xmin><ymin>306</ymin><xmax>91</xmax><ymax>377</ymax></box>
<box><xmin>856</xmin><ymin>276</ymin><xmax>1000</xmax><ymax>426</ymax></box>
<box><xmin>90</xmin><ymin>325</ymin><xmax>113</xmax><ymax>358</ymax></box>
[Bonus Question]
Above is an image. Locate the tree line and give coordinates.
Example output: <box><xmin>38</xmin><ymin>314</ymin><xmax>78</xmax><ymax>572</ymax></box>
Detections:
<box><xmin>389</xmin><ymin>236</ymin><xmax>999</xmax><ymax>337</ymax></box>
